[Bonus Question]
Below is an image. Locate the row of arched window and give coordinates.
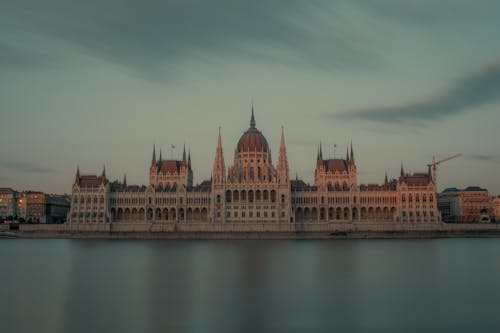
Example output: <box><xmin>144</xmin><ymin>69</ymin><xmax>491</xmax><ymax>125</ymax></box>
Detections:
<box><xmin>223</xmin><ymin>190</ymin><xmax>278</xmax><ymax>203</ymax></box>
<box><xmin>402</xmin><ymin>193</ymin><xmax>434</xmax><ymax>202</ymax></box>
<box><xmin>360</xmin><ymin>196</ymin><xmax>397</xmax><ymax>205</ymax></box>
<box><xmin>110</xmin><ymin>197</ymin><xmax>145</xmax><ymax>205</ymax></box>
<box><xmin>73</xmin><ymin>195</ymin><xmax>105</xmax><ymax>205</ymax></box>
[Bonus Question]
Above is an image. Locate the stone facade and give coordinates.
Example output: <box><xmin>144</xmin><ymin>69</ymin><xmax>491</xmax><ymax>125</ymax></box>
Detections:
<box><xmin>438</xmin><ymin>187</ymin><xmax>492</xmax><ymax>223</ymax></box>
<box><xmin>492</xmin><ymin>197</ymin><xmax>500</xmax><ymax>221</ymax></box>
<box><xmin>17</xmin><ymin>191</ymin><xmax>45</xmax><ymax>223</ymax></box>
<box><xmin>0</xmin><ymin>188</ymin><xmax>18</xmax><ymax>219</ymax></box>
<box><xmin>68</xmin><ymin>109</ymin><xmax>440</xmax><ymax>225</ymax></box>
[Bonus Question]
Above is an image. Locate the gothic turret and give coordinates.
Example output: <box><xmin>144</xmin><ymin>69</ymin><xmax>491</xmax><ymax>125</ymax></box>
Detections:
<box><xmin>212</xmin><ymin>127</ymin><xmax>225</xmax><ymax>184</ymax></box>
<box><xmin>349</xmin><ymin>141</ymin><xmax>355</xmax><ymax>167</ymax></box>
<box><xmin>277</xmin><ymin>126</ymin><xmax>289</xmax><ymax>184</ymax></box>
<box><xmin>75</xmin><ymin>165</ymin><xmax>80</xmax><ymax>184</ymax></box>
<box><xmin>151</xmin><ymin>145</ymin><xmax>157</xmax><ymax>167</ymax></box>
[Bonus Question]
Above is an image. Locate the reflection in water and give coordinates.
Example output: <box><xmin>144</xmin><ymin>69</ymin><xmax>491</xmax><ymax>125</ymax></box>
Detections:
<box><xmin>1</xmin><ymin>238</ymin><xmax>500</xmax><ymax>333</ymax></box>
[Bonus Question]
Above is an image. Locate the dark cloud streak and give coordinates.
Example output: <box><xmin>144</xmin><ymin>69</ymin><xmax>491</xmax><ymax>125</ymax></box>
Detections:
<box><xmin>0</xmin><ymin>0</ymin><xmax>381</xmax><ymax>78</ymax></box>
<box><xmin>466</xmin><ymin>154</ymin><xmax>500</xmax><ymax>163</ymax></box>
<box><xmin>333</xmin><ymin>61</ymin><xmax>500</xmax><ymax>125</ymax></box>
<box><xmin>0</xmin><ymin>160</ymin><xmax>54</xmax><ymax>173</ymax></box>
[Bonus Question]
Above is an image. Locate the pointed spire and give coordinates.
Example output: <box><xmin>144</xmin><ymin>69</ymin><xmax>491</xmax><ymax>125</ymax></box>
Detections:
<box><xmin>319</xmin><ymin>141</ymin><xmax>323</xmax><ymax>159</ymax></box>
<box><xmin>75</xmin><ymin>165</ymin><xmax>80</xmax><ymax>184</ymax></box>
<box><xmin>102</xmin><ymin>165</ymin><xmax>106</xmax><ymax>178</ymax></box>
<box><xmin>250</xmin><ymin>102</ymin><xmax>256</xmax><ymax>128</ymax></box>
<box><xmin>350</xmin><ymin>141</ymin><xmax>355</xmax><ymax>165</ymax></box>
<box><xmin>182</xmin><ymin>143</ymin><xmax>186</xmax><ymax>161</ymax></box>
<box><xmin>151</xmin><ymin>144</ymin><xmax>157</xmax><ymax>168</ymax></box>
<box><xmin>385</xmin><ymin>170</ymin><xmax>388</xmax><ymax>184</ymax></box>
<box><xmin>213</xmin><ymin>127</ymin><xmax>225</xmax><ymax>184</ymax></box>
<box><xmin>277</xmin><ymin>126</ymin><xmax>289</xmax><ymax>184</ymax></box>
<box><xmin>123</xmin><ymin>173</ymin><xmax>127</xmax><ymax>186</ymax></box>
<box><xmin>346</xmin><ymin>146</ymin><xmax>349</xmax><ymax>161</ymax></box>
<box><xmin>188</xmin><ymin>148</ymin><xmax>192</xmax><ymax>170</ymax></box>
<box><xmin>400</xmin><ymin>163</ymin><xmax>405</xmax><ymax>177</ymax></box>
<box><xmin>159</xmin><ymin>148</ymin><xmax>162</xmax><ymax>161</ymax></box>
<box><xmin>217</xmin><ymin>126</ymin><xmax>222</xmax><ymax>150</ymax></box>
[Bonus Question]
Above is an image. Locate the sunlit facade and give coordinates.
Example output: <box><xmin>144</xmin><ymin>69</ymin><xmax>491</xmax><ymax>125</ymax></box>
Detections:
<box><xmin>68</xmin><ymin>109</ymin><xmax>440</xmax><ymax>225</ymax></box>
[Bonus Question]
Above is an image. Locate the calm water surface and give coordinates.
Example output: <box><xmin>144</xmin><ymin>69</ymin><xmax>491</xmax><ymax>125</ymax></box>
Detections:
<box><xmin>1</xmin><ymin>238</ymin><xmax>500</xmax><ymax>333</ymax></box>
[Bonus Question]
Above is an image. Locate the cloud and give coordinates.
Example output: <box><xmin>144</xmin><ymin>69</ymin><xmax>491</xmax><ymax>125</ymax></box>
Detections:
<box><xmin>466</xmin><ymin>154</ymin><xmax>500</xmax><ymax>163</ymax></box>
<box><xmin>0</xmin><ymin>43</ymin><xmax>58</xmax><ymax>68</ymax></box>
<box><xmin>0</xmin><ymin>160</ymin><xmax>54</xmax><ymax>173</ymax></box>
<box><xmin>333</xmin><ymin>61</ymin><xmax>500</xmax><ymax>125</ymax></box>
<box><xmin>0</xmin><ymin>0</ymin><xmax>383</xmax><ymax>77</ymax></box>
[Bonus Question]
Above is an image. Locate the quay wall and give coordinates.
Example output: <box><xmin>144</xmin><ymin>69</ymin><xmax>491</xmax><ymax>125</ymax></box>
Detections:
<box><xmin>14</xmin><ymin>221</ymin><xmax>500</xmax><ymax>239</ymax></box>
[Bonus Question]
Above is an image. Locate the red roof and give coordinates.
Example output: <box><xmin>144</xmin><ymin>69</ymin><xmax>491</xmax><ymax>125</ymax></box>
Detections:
<box><xmin>78</xmin><ymin>175</ymin><xmax>106</xmax><ymax>188</ymax></box>
<box><xmin>158</xmin><ymin>160</ymin><xmax>181</xmax><ymax>174</ymax></box>
<box><xmin>237</xmin><ymin>127</ymin><xmax>269</xmax><ymax>153</ymax></box>
<box><xmin>402</xmin><ymin>173</ymin><xmax>432</xmax><ymax>186</ymax></box>
<box><xmin>324</xmin><ymin>159</ymin><xmax>347</xmax><ymax>172</ymax></box>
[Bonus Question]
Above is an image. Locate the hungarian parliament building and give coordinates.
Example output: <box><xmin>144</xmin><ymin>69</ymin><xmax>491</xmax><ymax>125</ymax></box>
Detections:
<box><xmin>68</xmin><ymin>109</ymin><xmax>440</xmax><ymax>226</ymax></box>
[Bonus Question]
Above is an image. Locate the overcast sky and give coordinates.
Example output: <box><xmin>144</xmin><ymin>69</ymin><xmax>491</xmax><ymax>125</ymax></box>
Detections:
<box><xmin>1</xmin><ymin>0</ymin><xmax>500</xmax><ymax>194</ymax></box>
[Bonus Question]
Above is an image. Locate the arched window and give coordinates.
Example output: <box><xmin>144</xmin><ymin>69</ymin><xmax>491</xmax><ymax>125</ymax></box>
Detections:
<box><xmin>248</xmin><ymin>190</ymin><xmax>254</xmax><ymax>203</ymax></box>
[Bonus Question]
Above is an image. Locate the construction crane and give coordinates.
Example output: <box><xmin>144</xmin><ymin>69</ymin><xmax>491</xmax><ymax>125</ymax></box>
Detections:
<box><xmin>427</xmin><ymin>154</ymin><xmax>461</xmax><ymax>187</ymax></box>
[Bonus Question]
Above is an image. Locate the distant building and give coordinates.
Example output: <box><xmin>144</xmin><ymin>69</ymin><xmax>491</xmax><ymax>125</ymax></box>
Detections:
<box><xmin>438</xmin><ymin>187</ymin><xmax>491</xmax><ymax>223</ymax></box>
<box><xmin>68</xmin><ymin>109</ymin><xmax>440</xmax><ymax>225</ymax></box>
<box><xmin>11</xmin><ymin>191</ymin><xmax>70</xmax><ymax>223</ymax></box>
<box><xmin>491</xmin><ymin>197</ymin><xmax>500</xmax><ymax>222</ymax></box>
<box><xmin>45</xmin><ymin>195</ymin><xmax>70</xmax><ymax>224</ymax></box>
<box><xmin>0</xmin><ymin>188</ymin><xmax>18</xmax><ymax>219</ymax></box>
<box><xmin>17</xmin><ymin>191</ymin><xmax>45</xmax><ymax>223</ymax></box>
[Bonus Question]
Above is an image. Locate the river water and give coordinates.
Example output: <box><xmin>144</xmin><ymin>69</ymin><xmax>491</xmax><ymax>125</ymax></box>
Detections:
<box><xmin>1</xmin><ymin>238</ymin><xmax>500</xmax><ymax>333</ymax></box>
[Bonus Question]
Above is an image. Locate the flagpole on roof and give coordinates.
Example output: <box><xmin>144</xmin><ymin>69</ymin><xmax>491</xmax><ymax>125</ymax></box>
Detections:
<box><xmin>171</xmin><ymin>144</ymin><xmax>175</xmax><ymax>160</ymax></box>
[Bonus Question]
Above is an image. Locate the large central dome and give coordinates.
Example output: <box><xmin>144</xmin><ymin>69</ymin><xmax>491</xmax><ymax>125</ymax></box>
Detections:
<box><xmin>236</xmin><ymin>109</ymin><xmax>269</xmax><ymax>153</ymax></box>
